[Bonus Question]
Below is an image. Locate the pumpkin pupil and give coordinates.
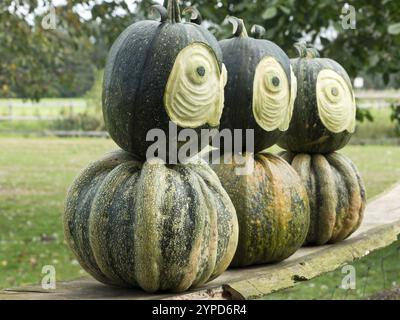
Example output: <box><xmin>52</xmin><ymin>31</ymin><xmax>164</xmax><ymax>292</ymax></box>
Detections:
<box><xmin>272</xmin><ymin>76</ymin><xmax>280</xmax><ymax>87</ymax></box>
<box><xmin>331</xmin><ymin>87</ymin><xmax>339</xmax><ymax>96</ymax></box>
<box><xmin>197</xmin><ymin>66</ymin><xmax>206</xmax><ymax>77</ymax></box>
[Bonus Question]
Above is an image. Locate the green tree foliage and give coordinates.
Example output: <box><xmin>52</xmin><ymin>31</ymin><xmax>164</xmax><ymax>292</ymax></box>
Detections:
<box><xmin>390</xmin><ymin>104</ymin><xmax>400</xmax><ymax>136</ymax></box>
<box><xmin>188</xmin><ymin>0</ymin><xmax>400</xmax><ymax>85</ymax></box>
<box><xmin>0</xmin><ymin>0</ymin><xmax>152</xmax><ymax>99</ymax></box>
<box><xmin>1</xmin><ymin>0</ymin><xmax>400</xmax><ymax>99</ymax></box>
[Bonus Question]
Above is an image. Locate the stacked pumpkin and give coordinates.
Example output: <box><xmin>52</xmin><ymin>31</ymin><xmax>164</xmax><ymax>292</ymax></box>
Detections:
<box><xmin>211</xmin><ymin>18</ymin><xmax>310</xmax><ymax>266</ymax></box>
<box><xmin>63</xmin><ymin>2</ymin><xmax>367</xmax><ymax>294</ymax></box>
<box><xmin>63</xmin><ymin>1</ymin><xmax>239</xmax><ymax>293</ymax></box>
<box><xmin>278</xmin><ymin>43</ymin><xmax>367</xmax><ymax>245</ymax></box>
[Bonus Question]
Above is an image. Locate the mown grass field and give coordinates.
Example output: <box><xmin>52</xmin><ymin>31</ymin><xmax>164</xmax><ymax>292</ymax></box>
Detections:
<box><xmin>1</xmin><ymin>137</ymin><xmax>400</xmax><ymax>296</ymax></box>
<box><xmin>0</xmin><ymin>98</ymin><xmax>89</xmax><ymax>118</ymax></box>
<box><xmin>262</xmin><ymin>239</ymin><xmax>400</xmax><ymax>300</ymax></box>
<box><xmin>1</xmin><ymin>106</ymin><xmax>398</xmax><ymax>143</ymax></box>
<box><xmin>355</xmin><ymin>107</ymin><xmax>398</xmax><ymax>140</ymax></box>
<box><xmin>0</xmin><ymin>138</ymin><xmax>116</xmax><ymax>289</ymax></box>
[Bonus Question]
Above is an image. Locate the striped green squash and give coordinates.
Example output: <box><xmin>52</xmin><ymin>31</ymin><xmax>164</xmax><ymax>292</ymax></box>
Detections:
<box><xmin>280</xmin><ymin>151</ymin><xmax>366</xmax><ymax>245</ymax></box>
<box><xmin>212</xmin><ymin>152</ymin><xmax>310</xmax><ymax>267</ymax></box>
<box><xmin>64</xmin><ymin>150</ymin><xmax>238</xmax><ymax>293</ymax></box>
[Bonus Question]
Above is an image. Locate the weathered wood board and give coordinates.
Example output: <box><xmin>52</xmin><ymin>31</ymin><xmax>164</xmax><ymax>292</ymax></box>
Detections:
<box><xmin>1</xmin><ymin>184</ymin><xmax>400</xmax><ymax>300</ymax></box>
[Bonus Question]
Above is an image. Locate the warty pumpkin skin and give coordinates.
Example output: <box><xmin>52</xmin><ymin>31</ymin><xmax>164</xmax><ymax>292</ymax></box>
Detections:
<box><xmin>218</xmin><ymin>18</ymin><xmax>297</xmax><ymax>153</ymax></box>
<box><xmin>63</xmin><ymin>150</ymin><xmax>238</xmax><ymax>293</ymax></box>
<box><xmin>280</xmin><ymin>151</ymin><xmax>366</xmax><ymax>245</ymax></box>
<box><xmin>103</xmin><ymin>1</ymin><xmax>227</xmax><ymax>160</ymax></box>
<box><xmin>278</xmin><ymin>43</ymin><xmax>356</xmax><ymax>154</ymax></box>
<box><xmin>211</xmin><ymin>152</ymin><xmax>310</xmax><ymax>267</ymax></box>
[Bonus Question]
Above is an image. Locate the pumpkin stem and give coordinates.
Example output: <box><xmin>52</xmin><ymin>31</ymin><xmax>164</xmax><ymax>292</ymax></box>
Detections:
<box><xmin>294</xmin><ymin>42</ymin><xmax>308</xmax><ymax>58</ymax></box>
<box><xmin>306</xmin><ymin>47</ymin><xmax>321</xmax><ymax>58</ymax></box>
<box><xmin>166</xmin><ymin>0</ymin><xmax>181</xmax><ymax>23</ymax></box>
<box><xmin>227</xmin><ymin>16</ymin><xmax>248</xmax><ymax>38</ymax></box>
<box><xmin>295</xmin><ymin>42</ymin><xmax>321</xmax><ymax>59</ymax></box>
<box><xmin>250</xmin><ymin>25</ymin><xmax>266</xmax><ymax>39</ymax></box>
<box><xmin>182</xmin><ymin>7</ymin><xmax>203</xmax><ymax>25</ymax></box>
<box><xmin>150</xmin><ymin>5</ymin><xmax>168</xmax><ymax>23</ymax></box>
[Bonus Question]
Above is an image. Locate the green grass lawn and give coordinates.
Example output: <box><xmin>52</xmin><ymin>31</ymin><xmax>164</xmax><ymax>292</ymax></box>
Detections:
<box><xmin>0</xmin><ymin>138</ymin><xmax>400</xmax><ymax>297</ymax></box>
<box><xmin>0</xmin><ymin>138</ymin><xmax>116</xmax><ymax>289</ymax></box>
<box><xmin>1</xmin><ymin>106</ymin><xmax>399</xmax><ymax>142</ymax></box>
<box><xmin>0</xmin><ymin>120</ymin><xmax>53</xmax><ymax>132</ymax></box>
<box><xmin>262</xmin><ymin>239</ymin><xmax>400</xmax><ymax>300</ymax></box>
<box><xmin>355</xmin><ymin>107</ymin><xmax>398</xmax><ymax>140</ymax></box>
<box><xmin>0</xmin><ymin>98</ymin><xmax>90</xmax><ymax>117</ymax></box>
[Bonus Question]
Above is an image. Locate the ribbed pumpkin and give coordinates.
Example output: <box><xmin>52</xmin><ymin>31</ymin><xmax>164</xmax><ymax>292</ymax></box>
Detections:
<box><xmin>64</xmin><ymin>150</ymin><xmax>238</xmax><ymax>293</ymax></box>
<box><xmin>278</xmin><ymin>43</ymin><xmax>356</xmax><ymax>154</ymax></box>
<box><xmin>280</xmin><ymin>151</ymin><xmax>366</xmax><ymax>245</ymax></box>
<box><xmin>103</xmin><ymin>1</ymin><xmax>227</xmax><ymax>160</ymax></box>
<box><xmin>218</xmin><ymin>18</ymin><xmax>297</xmax><ymax>153</ymax></box>
<box><xmin>212</xmin><ymin>152</ymin><xmax>310</xmax><ymax>267</ymax></box>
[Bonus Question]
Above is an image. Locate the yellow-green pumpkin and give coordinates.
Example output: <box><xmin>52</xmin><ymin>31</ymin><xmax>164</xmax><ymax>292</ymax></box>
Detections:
<box><xmin>212</xmin><ymin>152</ymin><xmax>310</xmax><ymax>267</ymax></box>
<box><xmin>280</xmin><ymin>151</ymin><xmax>366</xmax><ymax>245</ymax></box>
<box><xmin>64</xmin><ymin>150</ymin><xmax>238</xmax><ymax>293</ymax></box>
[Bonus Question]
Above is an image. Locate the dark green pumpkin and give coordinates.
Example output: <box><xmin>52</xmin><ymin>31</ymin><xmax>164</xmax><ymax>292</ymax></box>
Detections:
<box><xmin>212</xmin><ymin>152</ymin><xmax>310</xmax><ymax>267</ymax></box>
<box><xmin>278</xmin><ymin>43</ymin><xmax>356</xmax><ymax>154</ymax></box>
<box><xmin>103</xmin><ymin>1</ymin><xmax>227</xmax><ymax>160</ymax></box>
<box><xmin>280</xmin><ymin>151</ymin><xmax>366</xmax><ymax>245</ymax></box>
<box><xmin>218</xmin><ymin>18</ymin><xmax>296</xmax><ymax>153</ymax></box>
<box><xmin>63</xmin><ymin>150</ymin><xmax>238</xmax><ymax>293</ymax></box>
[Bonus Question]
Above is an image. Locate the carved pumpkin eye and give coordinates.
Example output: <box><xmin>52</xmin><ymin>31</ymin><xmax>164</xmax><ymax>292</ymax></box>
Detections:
<box><xmin>323</xmin><ymin>84</ymin><xmax>342</xmax><ymax>103</ymax></box>
<box><xmin>164</xmin><ymin>43</ymin><xmax>226</xmax><ymax>128</ymax></box>
<box><xmin>283</xmin><ymin>66</ymin><xmax>297</xmax><ymax>131</ymax></box>
<box><xmin>252</xmin><ymin>56</ymin><xmax>291</xmax><ymax>132</ymax></box>
<box><xmin>316</xmin><ymin>69</ymin><xmax>356</xmax><ymax>133</ymax></box>
<box><xmin>264</xmin><ymin>72</ymin><xmax>282</xmax><ymax>93</ymax></box>
<box><xmin>186</xmin><ymin>62</ymin><xmax>209</xmax><ymax>85</ymax></box>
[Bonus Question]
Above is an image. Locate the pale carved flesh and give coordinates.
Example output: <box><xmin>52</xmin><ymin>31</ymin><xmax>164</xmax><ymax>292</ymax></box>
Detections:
<box><xmin>164</xmin><ymin>43</ymin><xmax>228</xmax><ymax>128</ymax></box>
<box><xmin>316</xmin><ymin>69</ymin><xmax>356</xmax><ymax>134</ymax></box>
<box><xmin>252</xmin><ymin>57</ymin><xmax>295</xmax><ymax>132</ymax></box>
<box><xmin>287</xmin><ymin>66</ymin><xmax>297</xmax><ymax>131</ymax></box>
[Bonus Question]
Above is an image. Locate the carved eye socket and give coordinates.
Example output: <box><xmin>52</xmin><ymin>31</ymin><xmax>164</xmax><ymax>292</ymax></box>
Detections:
<box><xmin>316</xmin><ymin>69</ymin><xmax>356</xmax><ymax>133</ymax></box>
<box><xmin>164</xmin><ymin>43</ymin><xmax>226</xmax><ymax>128</ymax></box>
<box><xmin>253</xmin><ymin>56</ymin><xmax>292</xmax><ymax>132</ymax></box>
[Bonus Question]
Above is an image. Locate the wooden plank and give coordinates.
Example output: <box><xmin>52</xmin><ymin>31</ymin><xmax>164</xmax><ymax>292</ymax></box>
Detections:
<box><xmin>1</xmin><ymin>184</ymin><xmax>400</xmax><ymax>300</ymax></box>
